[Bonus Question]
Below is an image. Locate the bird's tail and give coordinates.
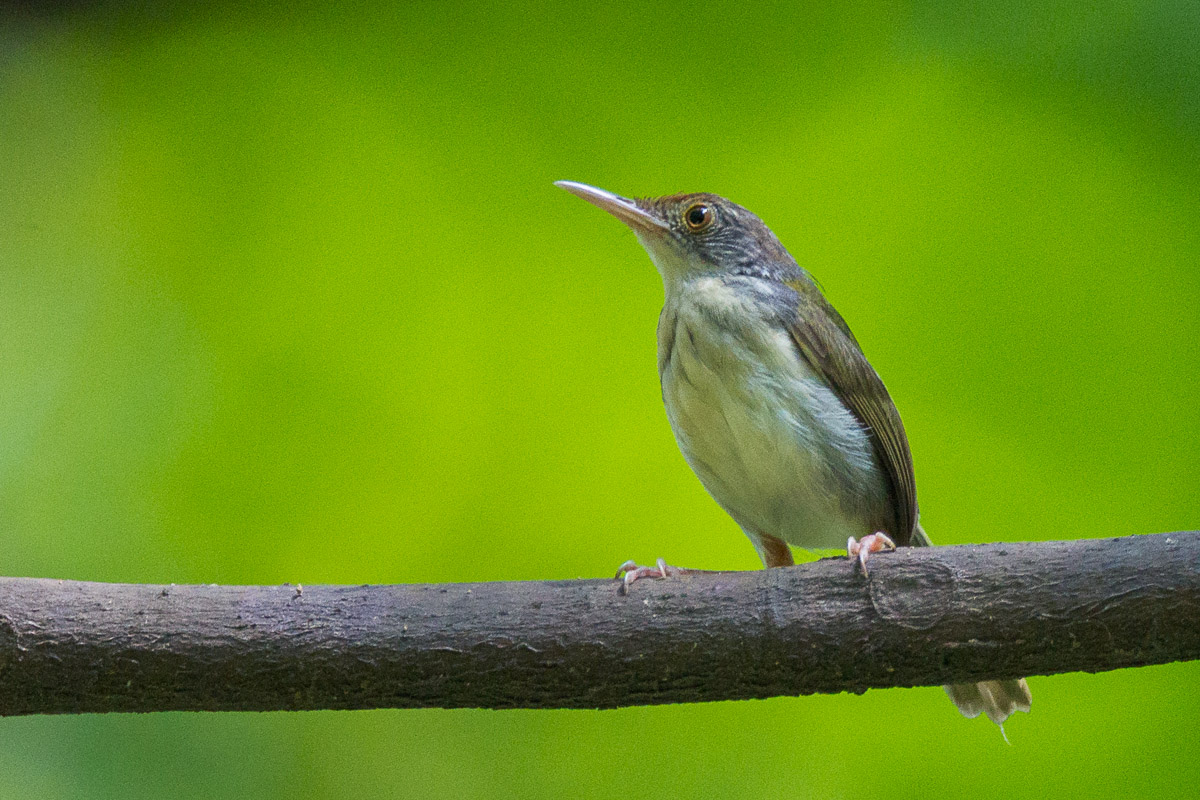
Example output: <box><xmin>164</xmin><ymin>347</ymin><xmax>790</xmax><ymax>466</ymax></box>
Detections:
<box><xmin>910</xmin><ymin>522</ymin><xmax>1032</xmax><ymax>729</ymax></box>
<box><xmin>944</xmin><ymin>679</ymin><xmax>1032</xmax><ymax>726</ymax></box>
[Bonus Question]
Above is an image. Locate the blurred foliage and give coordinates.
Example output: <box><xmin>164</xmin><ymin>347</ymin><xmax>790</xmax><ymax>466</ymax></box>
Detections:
<box><xmin>1</xmin><ymin>1</ymin><xmax>1198</xmax><ymax>798</ymax></box>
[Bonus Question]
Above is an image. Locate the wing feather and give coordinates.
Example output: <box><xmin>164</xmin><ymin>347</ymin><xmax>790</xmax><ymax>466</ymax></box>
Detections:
<box><xmin>784</xmin><ymin>282</ymin><xmax>918</xmax><ymax>545</ymax></box>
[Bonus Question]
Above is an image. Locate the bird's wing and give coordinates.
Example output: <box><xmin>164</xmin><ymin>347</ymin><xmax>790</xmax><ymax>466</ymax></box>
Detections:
<box><xmin>784</xmin><ymin>282</ymin><xmax>918</xmax><ymax>545</ymax></box>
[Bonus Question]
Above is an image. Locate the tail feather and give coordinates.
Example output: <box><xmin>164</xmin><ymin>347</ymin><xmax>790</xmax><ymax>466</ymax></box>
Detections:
<box><xmin>945</xmin><ymin>679</ymin><xmax>1032</xmax><ymax>726</ymax></box>
<box><xmin>911</xmin><ymin>523</ymin><xmax>1032</xmax><ymax>729</ymax></box>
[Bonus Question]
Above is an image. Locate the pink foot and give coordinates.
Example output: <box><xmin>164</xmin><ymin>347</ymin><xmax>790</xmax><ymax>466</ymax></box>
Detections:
<box><xmin>615</xmin><ymin>558</ymin><xmax>688</xmax><ymax>595</ymax></box>
<box><xmin>847</xmin><ymin>532</ymin><xmax>896</xmax><ymax>576</ymax></box>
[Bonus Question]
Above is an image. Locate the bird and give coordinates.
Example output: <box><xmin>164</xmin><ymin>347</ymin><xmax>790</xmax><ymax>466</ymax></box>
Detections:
<box><xmin>555</xmin><ymin>180</ymin><xmax>1031</xmax><ymax>728</ymax></box>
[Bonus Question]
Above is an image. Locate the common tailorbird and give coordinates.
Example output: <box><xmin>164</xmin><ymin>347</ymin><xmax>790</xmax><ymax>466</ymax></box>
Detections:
<box><xmin>556</xmin><ymin>180</ymin><xmax>1031</xmax><ymax>728</ymax></box>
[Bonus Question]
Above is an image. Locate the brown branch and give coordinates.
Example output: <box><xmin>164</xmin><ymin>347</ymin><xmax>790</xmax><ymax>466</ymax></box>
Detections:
<box><xmin>0</xmin><ymin>531</ymin><xmax>1197</xmax><ymax>716</ymax></box>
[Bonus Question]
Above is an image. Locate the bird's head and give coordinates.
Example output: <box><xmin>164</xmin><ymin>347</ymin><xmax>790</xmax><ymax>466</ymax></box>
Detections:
<box><xmin>555</xmin><ymin>181</ymin><xmax>796</xmax><ymax>289</ymax></box>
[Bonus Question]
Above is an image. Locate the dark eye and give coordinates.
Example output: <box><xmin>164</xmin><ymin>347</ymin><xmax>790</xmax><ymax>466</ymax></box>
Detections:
<box><xmin>683</xmin><ymin>203</ymin><xmax>714</xmax><ymax>232</ymax></box>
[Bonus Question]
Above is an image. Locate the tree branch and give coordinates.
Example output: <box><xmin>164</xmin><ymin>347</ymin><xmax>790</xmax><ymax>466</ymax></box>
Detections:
<box><xmin>0</xmin><ymin>531</ymin><xmax>1196</xmax><ymax>716</ymax></box>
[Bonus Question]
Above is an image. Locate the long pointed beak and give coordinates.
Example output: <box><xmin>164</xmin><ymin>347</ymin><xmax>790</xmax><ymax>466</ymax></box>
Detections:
<box><xmin>554</xmin><ymin>181</ymin><xmax>669</xmax><ymax>233</ymax></box>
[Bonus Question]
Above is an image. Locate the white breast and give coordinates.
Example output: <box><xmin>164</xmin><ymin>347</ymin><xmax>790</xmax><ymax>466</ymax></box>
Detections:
<box><xmin>658</xmin><ymin>277</ymin><xmax>887</xmax><ymax>551</ymax></box>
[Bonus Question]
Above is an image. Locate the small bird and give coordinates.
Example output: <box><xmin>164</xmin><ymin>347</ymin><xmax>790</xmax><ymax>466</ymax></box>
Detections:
<box><xmin>556</xmin><ymin>180</ymin><xmax>1031</xmax><ymax>727</ymax></box>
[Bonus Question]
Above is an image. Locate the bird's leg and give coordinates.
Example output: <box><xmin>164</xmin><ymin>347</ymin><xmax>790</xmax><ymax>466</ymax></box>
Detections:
<box><xmin>847</xmin><ymin>532</ymin><xmax>895</xmax><ymax>576</ymax></box>
<box><xmin>755</xmin><ymin>534</ymin><xmax>795</xmax><ymax>568</ymax></box>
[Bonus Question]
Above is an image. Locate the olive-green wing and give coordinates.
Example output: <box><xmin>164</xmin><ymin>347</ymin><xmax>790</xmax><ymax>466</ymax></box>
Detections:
<box><xmin>784</xmin><ymin>282</ymin><xmax>918</xmax><ymax>545</ymax></box>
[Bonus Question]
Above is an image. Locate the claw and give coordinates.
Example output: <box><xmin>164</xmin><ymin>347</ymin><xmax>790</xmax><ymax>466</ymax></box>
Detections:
<box><xmin>615</xmin><ymin>558</ymin><xmax>686</xmax><ymax>595</ymax></box>
<box><xmin>847</xmin><ymin>532</ymin><xmax>896</xmax><ymax>576</ymax></box>
<box><xmin>614</xmin><ymin>560</ymin><xmax>639</xmax><ymax>579</ymax></box>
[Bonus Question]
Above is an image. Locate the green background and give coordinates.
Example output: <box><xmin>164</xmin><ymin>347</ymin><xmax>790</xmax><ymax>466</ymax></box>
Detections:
<box><xmin>2</xmin><ymin>2</ymin><xmax>1198</xmax><ymax>797</ymax></box>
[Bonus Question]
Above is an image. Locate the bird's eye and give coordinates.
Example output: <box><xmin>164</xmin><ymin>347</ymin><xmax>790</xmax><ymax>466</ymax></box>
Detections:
<box><xmin>682</xmin><ymin>203</ymin><xmax>714</xmax><ymax>232</ymax></box>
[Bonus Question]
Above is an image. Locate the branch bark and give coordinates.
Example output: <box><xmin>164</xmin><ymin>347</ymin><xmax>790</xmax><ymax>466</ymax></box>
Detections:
<box><xmin>0</xmin><ymin>532</ymin><xmax>1196</xmax><ymax>716</ymax></box>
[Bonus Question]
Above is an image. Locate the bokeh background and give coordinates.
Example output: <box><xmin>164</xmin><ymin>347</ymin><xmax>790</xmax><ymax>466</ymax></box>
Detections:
<box><xmin>2</xmin><ymin>1</ymin><xmax>1198</xmax><ymax>797</ymax></box>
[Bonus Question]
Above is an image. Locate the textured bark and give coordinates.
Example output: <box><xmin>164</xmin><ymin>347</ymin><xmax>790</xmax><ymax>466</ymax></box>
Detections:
<box><xmin>0</xmin><ymin>532</ymin><xmax>1196</xmax><ymax>716</ymax></box>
